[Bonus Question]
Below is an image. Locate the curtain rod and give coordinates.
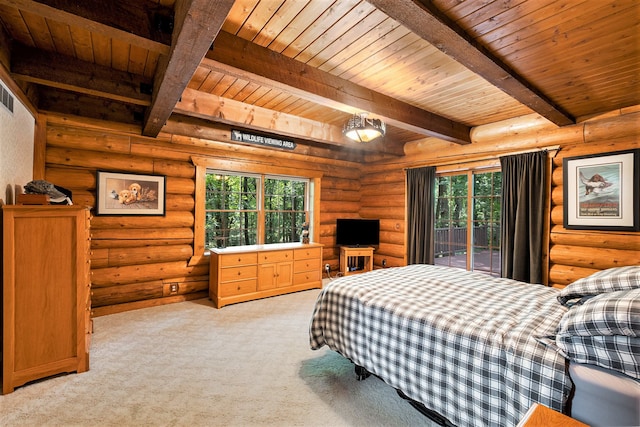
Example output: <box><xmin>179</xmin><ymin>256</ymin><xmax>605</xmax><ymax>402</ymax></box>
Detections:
<box><xmin>502</xmin><ymin>144</ymin><xmax>560</xmax><ymax>157</ymax></box>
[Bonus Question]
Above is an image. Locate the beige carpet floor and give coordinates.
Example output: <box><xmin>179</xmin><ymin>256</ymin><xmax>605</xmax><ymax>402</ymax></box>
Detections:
<box><xmin>0</xmin><ymin>288</ymin><xmax>436</xmax><ymax>426</ymax></box>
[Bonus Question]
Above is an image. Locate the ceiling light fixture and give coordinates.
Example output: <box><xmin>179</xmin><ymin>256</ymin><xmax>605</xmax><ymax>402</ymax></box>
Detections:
<box><xmin>343</xmin><ymin>112</ymin><xmax>386</xmax><ymax>143</ymax></box>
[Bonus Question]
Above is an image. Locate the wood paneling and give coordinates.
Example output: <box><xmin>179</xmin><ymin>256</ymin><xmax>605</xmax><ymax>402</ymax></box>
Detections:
<box><xmin>548</xmin><ymin>117</ymin><xmax>640</xmax><ymax>285</ymax></box>
<box><xmin>38</xmin><ymin>101</ymin><xmax>640</xmax><ymax>317</ymax></box>
<box><xmin>42</xmin><ymin>112</ymin><xmax>359</xmax><ymax>314</ymax></box>
<box><xmin>362</xmin><ymin>107</ymin><xmax>640</xmax><ymax>285</ymax></box>
<box><xmin>434</xmin><ymin>0</ymin><xmax>640</xmax><ymax>119</ymax></box>
<box><xmin>0</xmin><ymin>0</ymin><xmax>635</xmax><ymax>321</ymax></box>
<box><xmin>3</xmin><ymin>1</ymin><xmax>637</xmax><ymax>154</ymax></box>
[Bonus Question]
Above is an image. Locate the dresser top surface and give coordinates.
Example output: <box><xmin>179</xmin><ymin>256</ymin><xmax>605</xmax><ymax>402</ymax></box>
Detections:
<box><xmin>210</xmin><ymin>242</ymin><xmax>322</xmax><ymax>255</ymax></box>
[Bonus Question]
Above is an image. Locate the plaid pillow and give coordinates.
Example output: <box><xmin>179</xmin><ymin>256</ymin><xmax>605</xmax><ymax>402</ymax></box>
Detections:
<box><xmin>556</xmin><ymin>335</ymin><xmax>640</xmax><ymax>379</ymax></box>
<box><xmin>555</xmin><ymin>288</ymin><xmax>640</xmax><ymax>379</ymax></box>
<box><xmin>557</xmin><ymin>288</ymin><xmax>640</xmax><ymax>338</ymax></box>
<box><xmin>557</xmin><ymin>266</ymin><xmax>640</xmax><ymax>306</ymax></box>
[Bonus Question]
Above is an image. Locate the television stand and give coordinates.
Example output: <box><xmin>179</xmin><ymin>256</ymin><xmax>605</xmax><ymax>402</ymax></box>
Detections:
<box><xmin>340</xmin><ymin>246</ymin><xmax>374</xmax><ymax>276</ymax></box>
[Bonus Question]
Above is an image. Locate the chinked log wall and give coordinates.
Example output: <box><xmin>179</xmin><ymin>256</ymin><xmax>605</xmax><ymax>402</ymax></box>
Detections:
<box><xmin>41</xmin><ymin>113</ymin><xmax>362</xmax><ymax>316</ymax></box>
<box><xmin>364</xmin><ymin>106</ymin><xmax>640</xmax><ymax>287</ymax></box>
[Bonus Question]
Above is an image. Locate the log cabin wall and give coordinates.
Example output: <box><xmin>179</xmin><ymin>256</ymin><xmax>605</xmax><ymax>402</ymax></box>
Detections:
<box><xmin>41</xmin><ymin>112</ymin><xmax>362</xmax><ymax>316</ymax></box>
<box><xmin>41</xmin><ymin>106</ymin><xmax>638</xmax><ymax>316</ymax></box>
<box><xmin>548</xmin><ymin>109</ymin><xmax>640</xmax><ymax>287</ymax></box>
<box><xmin>363</xmin><ymin>106</ymin><xmax>640</xmax><ymax>287</ymax></box>
<box><xmin>359</xmin><ymin>167</ymin><xmax>406</xmax><ymax>269</ymax></box>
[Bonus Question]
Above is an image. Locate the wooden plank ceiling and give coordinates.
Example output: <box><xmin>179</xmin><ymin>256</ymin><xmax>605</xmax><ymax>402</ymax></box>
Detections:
<box><xmin>0</xmin><ymin>0</ymin><xmax>638</xmax><ymax>158</ymax></box>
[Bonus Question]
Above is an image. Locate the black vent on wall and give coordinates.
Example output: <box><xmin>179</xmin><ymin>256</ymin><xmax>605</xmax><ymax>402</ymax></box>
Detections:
<box><xmin>1</xmin><ymin>83</ymin><xmax>14</xmax><ymax>113</ymax></box>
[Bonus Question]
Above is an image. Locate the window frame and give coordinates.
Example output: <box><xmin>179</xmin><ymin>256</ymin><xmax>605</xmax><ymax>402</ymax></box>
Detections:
<box><xmin>205</xmin><ymin>170</ymin><xmax>262</xmax><ymax>248</ymax></box>
<box><xmin>191</xmin><ymin>156</ymin><xmax>322</xmax><ymax>263</ymax></box>
<box><xmin>434</xmin><ymin>162</ymin><xmax>502</xmax><ymax>276</ymax></box>
<box><xmin>262</xmin><ymin>174</ymin><xmax>310</xmax><ymax>245</ymax></box>
<box><xmin>205</xmin><ymin>170</ymin><xmax>311</xmax><ymax>248</ymax></box>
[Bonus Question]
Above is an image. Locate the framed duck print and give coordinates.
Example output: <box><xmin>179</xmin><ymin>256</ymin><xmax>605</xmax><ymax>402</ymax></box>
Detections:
<box><xmin>563</xmin><ymin>149</ymin><xmax>639</xmax><ymax>231</ymax></box>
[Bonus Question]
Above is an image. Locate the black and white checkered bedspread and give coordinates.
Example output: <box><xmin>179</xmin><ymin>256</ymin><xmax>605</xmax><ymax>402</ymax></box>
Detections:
<box><xmin>309</xmin><ymin>264</ymin><xmax>572</xmax><ymax>427</ymax></box>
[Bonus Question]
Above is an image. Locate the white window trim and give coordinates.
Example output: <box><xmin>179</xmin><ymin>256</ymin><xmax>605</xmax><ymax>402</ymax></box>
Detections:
<box><xmin>190</xmin><ymin>156</ymin><xmax>322</xmax><ymax>265</ymax></box>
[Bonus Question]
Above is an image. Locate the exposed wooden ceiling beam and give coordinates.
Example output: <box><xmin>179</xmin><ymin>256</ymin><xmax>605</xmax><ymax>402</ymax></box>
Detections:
<box><xmin>38</xmin><ymin>86</ymin><xmax>144</xmax><ymax>126</ymax></box>
<box><xmin>174</xmin><ymin>88</ymin><xmax>405</xmax><ymax>156</ymax></box>
<box><xmin>142</xmin><ymin>0</ymin><xmax>234</xmax><ymax>137</ymax></box>
<box><xmin>204</xmin><ymin>31</ymin><xmax>471</xmax><ymax>145</ymax></box>
<box><xmin>0</xmin><ymin>0</ymin><xmax>173</xmax><ymax>54</ymax></box>
<box><xmin>368</xmin><ymin>0</ymin><xmax>575</xmax><ymax>127</ymax></box>
<box><xmin>11</xmin><ymin>44</ymin><xmax>152</xmax><ymax>106</ymax></box>
<box><xmin>164</xmin><ymin>114</ymin><xmax>371</xmax><ymax>163</ymax></box>
<box><xmin>175</xmin><ymin>88</ymin><xmax>343</xmax><ymax>145</ymax></box>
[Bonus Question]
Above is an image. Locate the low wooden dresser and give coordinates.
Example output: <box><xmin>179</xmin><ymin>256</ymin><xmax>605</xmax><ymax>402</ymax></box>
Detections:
<box><xmin>209</xmin><ymin>242</ymin><xmax>323</xmax><ymax>308</ymax></box>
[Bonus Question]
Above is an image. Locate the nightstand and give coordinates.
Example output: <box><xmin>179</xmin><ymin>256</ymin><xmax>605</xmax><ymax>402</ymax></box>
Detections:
<box><xmin>517</xmin><ymin>403</ymin><xmax>589</xmax><ymax>427</ymax></box>
<box><xmin>339</xmin><ymin>246</ymin><xmax>374</xmax><ymax>276</ymax></box>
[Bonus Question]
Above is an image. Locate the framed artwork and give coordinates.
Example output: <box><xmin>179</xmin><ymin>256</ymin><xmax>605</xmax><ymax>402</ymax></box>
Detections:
<box><xmin>96</xmin><ymin>171</ymin><xmax>166</xmax><ymax>216</ymax></box>
<box><xmin>563</xmin><ymin>149</ymin><xmax>639</xmax><ymax>231</ymax></box>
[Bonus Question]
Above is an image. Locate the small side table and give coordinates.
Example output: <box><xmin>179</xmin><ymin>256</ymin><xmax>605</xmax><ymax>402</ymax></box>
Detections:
<box><xmin>517</xmin><ymin>403</ymin><xmax>589</xmax><ymax>427</ymax></box>
<box><xmin>339</xmin><ymin>246</ymin><xmax>374</xmax><ymax>276</ymax></box>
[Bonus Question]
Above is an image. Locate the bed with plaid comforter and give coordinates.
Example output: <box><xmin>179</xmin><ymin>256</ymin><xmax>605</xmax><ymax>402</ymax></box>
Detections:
<box><xmin>309</xmin><ymin>264</ymin><xmax>572</xmax><ymax>427</ymax></box>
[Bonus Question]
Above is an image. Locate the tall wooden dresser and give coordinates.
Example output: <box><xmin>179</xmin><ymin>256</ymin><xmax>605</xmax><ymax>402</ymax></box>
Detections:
<box><xmin>2</xmin><ymin>205</ymin><xmax>92</xmax><ymax>394</ymax></box>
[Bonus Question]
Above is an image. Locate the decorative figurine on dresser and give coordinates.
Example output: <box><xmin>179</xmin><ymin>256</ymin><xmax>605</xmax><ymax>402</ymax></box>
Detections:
<box><xmin>2</xmin><ymin>203</ymin><xmax>92</xmax><ymax>394</ymax></box>
<box><xmin>301</xmin><ymin>221</ymin><xmax>310</xmax><ymax>244</ymax></box>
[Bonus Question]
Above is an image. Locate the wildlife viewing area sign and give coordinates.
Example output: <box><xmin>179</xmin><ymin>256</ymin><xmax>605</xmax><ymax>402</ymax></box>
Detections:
<box><xmin>231</xmin><ymin>130</ymin><xmax>296</xmax><ymax>150</ymax></box>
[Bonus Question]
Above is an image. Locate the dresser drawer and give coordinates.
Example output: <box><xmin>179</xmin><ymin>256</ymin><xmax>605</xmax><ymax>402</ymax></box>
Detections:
<box><xmin>220</xmin><ymin>265</ymin><xmax>258</xmax><ymax>282</ymax></box>
<box><xmin>219</xmin><ymin>252</ymin><xmax>258</xmax><ymax>267</ymax></box>
<box><xmin>219</xmin><ymin>278</ymin><xmax>257</xmax><ymax>297</ymax></box>
<box><xmin>294</xmin><ymin>269</ymin><xmax>321</xmax><ymax>286</ymax></box>
<box><xmin>209</xmin><ymin>244</ymin><xmax>323</xmax><ymax>308</ymax></box>
<box><xmin>258</xmin><ymin>250</ymin><xmax>293</xmax><ymax>264</ymax></box>
<box><xmin>294</xmin><ymin>258</ymin><xmax>320</xmax><ymax>273</ymax></box>
<box><xmin>295</xmin><ymin>247</ymin><xmax>321</xmax><ymax>260</ymax></box>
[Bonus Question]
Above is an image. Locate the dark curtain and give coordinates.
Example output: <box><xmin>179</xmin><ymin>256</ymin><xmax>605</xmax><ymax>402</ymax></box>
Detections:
<box><xmin>407</xmin><ymin>166</ymin><xmax>436</xmax><ymax>264</ymax></box>
<box><xmin>500</xmin><ymin>151</ymin><xmax>547</xmax><ymax>283</ymax></box>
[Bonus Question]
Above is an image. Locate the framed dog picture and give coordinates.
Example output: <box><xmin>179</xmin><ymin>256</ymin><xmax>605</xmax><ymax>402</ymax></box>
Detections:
<box><xmin>96</xmin><ymin>171</ymin><xmax>166</xmax><ymax>216</ymax></box>
<box><xmin>563</xmin><ymin>149</ymin><xmax>639</xmax><ymax>231</ymax></box>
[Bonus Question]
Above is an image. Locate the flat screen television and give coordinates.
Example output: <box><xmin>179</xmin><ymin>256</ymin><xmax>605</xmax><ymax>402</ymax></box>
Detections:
<box><xmin>336</xmin><ymin>218</ymin><xmax>380</xmax><ymax>247</ymax></box>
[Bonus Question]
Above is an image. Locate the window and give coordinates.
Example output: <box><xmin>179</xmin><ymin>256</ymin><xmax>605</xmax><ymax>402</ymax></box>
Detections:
<box><xmin>205</xmin><ymin>172</ymin><xmax>259</xmax><ymax>248</ymax></box>
<box><xmin>264</xmin><ymin>177</ymin><xmax>308</xmax><ymax>244</ymax></box>
<box><xmin>192</xmin><ymin>156</ymin><xmax>322</xmax><ymax>260</ymax></box>
<box><xmin>205</xmin><ymin>171</ymin><xmax>310</xmax><ymax>249</ymax></box>
<box><xmin>435</xmin><ymin>170</ymin><xmax>502</xmax><ymax>276</ymax></box>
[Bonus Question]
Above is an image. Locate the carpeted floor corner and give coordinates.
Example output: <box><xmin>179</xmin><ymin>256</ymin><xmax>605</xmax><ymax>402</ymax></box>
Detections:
<box><xmin>0</xmin><ymin>288</ymin><xmax>436</xmax><ymax>426</ymax></box>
